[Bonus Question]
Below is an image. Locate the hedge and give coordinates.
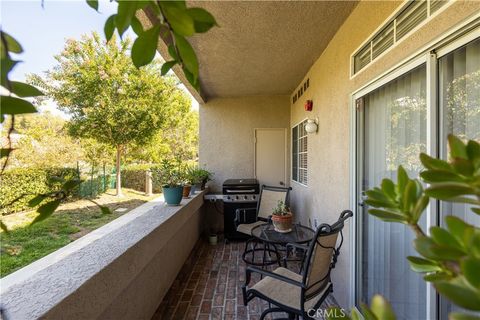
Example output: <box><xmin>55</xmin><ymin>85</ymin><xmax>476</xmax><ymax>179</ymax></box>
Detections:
<box><xmin>121</xmin><ymin>164</ymin><xmax>163</xmax><ymax>193</ymax></box>
<box><xmin>0</xmin><ymin>167</ymin><xmax>78</xmax><ymax>214</ymax></box>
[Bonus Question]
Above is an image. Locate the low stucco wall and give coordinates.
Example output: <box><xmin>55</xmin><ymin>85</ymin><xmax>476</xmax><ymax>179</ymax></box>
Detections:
<box><xmin>0</xmin><ymin>193</ymin><xmax>205</xmax><ymax>320</ymax></box>
<box><xmin>289</xmin><ymin>0</ymin><xmax>480</xmax><ymax>308</ymax></box>
<box><xmin>199</xmin><ymin>95</ymin><xmax>291</xmax><ymax>193</ymax></box>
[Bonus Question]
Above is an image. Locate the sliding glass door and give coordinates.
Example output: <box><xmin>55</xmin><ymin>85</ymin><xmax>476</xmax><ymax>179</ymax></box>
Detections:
<box><xmin>438</xmin><ymin>38</ymin><xmax>480</xmax><ymax>319</ymax></box>
<box><xmin>357</xmin><ymin>65</ymin><xmax>428</xmax><ymax>320</ymax></box>
<box><xmin>356</xmin><ymin>35</ymin><xmax>480</xmax><ymax>320</ymax></box>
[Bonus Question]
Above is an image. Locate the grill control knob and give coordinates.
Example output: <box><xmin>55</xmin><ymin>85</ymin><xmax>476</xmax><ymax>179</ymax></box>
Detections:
<box><xmin>227</xmin><ymin>196</ymin><xmax>230</xmax><ymax>200</ymax></box>
<box><xmin>253</xmin><ymin>195</ymin><xmax>256</xmax><ymax>200</ymax></box>
<box><xmin>244</xmin><ymin>196</ymin><xmax>248</xmax><ymax>200</ymax></box>
<box><xmin>235</xmin><ymin>196</ymin><xmax>239</xmax><ymax>200</ymax></box>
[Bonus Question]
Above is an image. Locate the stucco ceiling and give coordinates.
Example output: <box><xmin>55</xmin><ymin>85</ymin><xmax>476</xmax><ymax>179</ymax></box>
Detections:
<box><xmin>143</xmin><ymin>1</ymin><xmax>358</xmax><ymax>101</ymax></box>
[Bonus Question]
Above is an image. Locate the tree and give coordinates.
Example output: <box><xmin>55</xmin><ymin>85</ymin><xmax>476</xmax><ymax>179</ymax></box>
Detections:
<box><xmin>30</xmin><ymin>32</ymin><xmax>185</xmax><ymax>196</ymax></box>
<box><xmin>1</xmin><ymin>112</ymin><xmax>83</xmax><ymax>169</ymax></box>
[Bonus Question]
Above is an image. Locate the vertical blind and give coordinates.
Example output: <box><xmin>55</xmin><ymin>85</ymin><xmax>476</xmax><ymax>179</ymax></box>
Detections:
<box><xmin>439</xmin><ymin>38</ymin><xmax>480</xmax><ymax>319</ymax></box>
<box><xmin>361</xmin><ymin>65</ymin><xmax>427</xmax><ymax>320</ymax></box>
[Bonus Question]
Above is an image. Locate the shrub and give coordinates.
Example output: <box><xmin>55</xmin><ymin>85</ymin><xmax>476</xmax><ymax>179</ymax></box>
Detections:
<box><xmin>121</xmin><ymin>169</ymin><xmax>146</xmax><ymax>192</ymax></box>
<box><xmin>0</xmin><ymin>167</ymin><xmax>78</xmax><ymax>214</ymax></box>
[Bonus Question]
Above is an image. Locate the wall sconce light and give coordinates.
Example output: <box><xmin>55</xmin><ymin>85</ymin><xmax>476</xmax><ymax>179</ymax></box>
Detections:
<box><xmin>304</xmin><ymin>118</ymin><xmax>318</xmax><ymax>134</ymax></box>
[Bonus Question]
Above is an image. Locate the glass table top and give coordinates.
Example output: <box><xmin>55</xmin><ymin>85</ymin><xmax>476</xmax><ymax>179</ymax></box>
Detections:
<box><xmin>251</xmin><ymin>223</ymin><xmax>314</xmax><ymax>245</ymax></box>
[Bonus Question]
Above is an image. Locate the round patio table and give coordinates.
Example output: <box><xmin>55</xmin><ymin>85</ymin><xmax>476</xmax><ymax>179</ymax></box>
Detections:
<box><xmin>243</xmin><ymin>222</ymin><xmax>314</xmax><ymax>267</ymax></box>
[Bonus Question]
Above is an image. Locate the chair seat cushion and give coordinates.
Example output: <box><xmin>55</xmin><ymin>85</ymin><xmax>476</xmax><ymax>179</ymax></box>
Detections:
<box><xmin>236</xmin><ymin>221</ymin><xmax>266</xmax><ymax>235</ymax></box>
<box><xmin>251</xmin><ymin>267</ymin><xmax>330</xmax><ymax>311</ymax></box>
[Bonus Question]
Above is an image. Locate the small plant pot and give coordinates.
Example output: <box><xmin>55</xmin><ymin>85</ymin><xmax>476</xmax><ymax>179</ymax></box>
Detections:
<box><xmin>209</xmin><ymin>234</ymin><xmax>218</xmax><ymax>245</ymax></box>
<box><xmin>183</xmin><ymin>185</ymin><xmax>192</xmax><ymax>198</ymax></box>
<box><xmin>162</xmin><ymin>186</ymin><xmax>183</xmax><ymax>206</ymax></box>
<box><xmin>271</xmin><ymin>212</ymin><xmax>293</xmax><ymax>233</ymax></box>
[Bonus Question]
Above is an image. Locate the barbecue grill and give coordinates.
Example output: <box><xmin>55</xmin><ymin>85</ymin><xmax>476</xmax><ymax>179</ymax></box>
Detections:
<box><xmin>222</xmin><ymin>179</ymin><xmax>259</xmax><ymax>241</ymax></box>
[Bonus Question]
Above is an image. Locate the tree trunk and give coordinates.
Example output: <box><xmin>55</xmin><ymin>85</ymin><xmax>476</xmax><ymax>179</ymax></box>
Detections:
<box><xmin>116</xmin><ymin>146</ymin><xmax>123</xmax><ymax>197</ymax></box>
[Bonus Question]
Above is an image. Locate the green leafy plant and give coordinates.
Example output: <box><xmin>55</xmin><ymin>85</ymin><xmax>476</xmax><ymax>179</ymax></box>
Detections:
<box><xmin>86</xmin><ymin>0</ymin><xmax>218</xmax><ymax>91</ymax></box>
<box><xmin>186</xmin><ymin>166</ymin><xmax>213</xmax><ymax>185</ymax></box>
<box><xmin>272</xmin><ymin>200</ymin><xmax>290</xmax><ymax>216</ymax></box>
<box><xmin>155</xmin><ymin>159</ymin><xmax>184</xmax><ymax>188</ymax></box>
<box><xmin>328</xmin><ymin>135</ymin><xmax>480</xmax><ymax>320</ymax></box>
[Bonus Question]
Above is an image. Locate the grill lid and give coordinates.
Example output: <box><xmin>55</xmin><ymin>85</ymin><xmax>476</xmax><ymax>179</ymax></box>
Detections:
<box><xmin>223</xmin><ymin>179</ymin><xmax>258</xmax><ymax>187</ymax></box>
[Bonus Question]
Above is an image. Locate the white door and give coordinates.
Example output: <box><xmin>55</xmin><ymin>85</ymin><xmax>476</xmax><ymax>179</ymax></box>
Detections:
<box><xmin>254</xmin><ymin>128</ymin><xmax>287</xmax><ymax>187</ymax></box>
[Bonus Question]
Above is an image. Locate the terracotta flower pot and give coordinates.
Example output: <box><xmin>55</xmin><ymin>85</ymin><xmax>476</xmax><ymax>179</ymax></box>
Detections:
<box><xmin>183</xmin><ymin>185</ymin><xmax>192</xmax><ymax>198</ymax></box>
<box><xmin>271</xmin><ymin>212</ymin><xmax>293</xmax><ymax>233</ymax></box>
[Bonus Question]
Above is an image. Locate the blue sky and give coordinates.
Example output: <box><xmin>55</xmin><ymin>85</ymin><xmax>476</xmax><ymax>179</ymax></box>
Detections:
<box><xmin>0</xmin><ymin>0</ymin><xmax>198</xmax><ymax>112</ymax></box>
<box><xmin>1</xmin><ymin>0</ymin><xmax>121</xmax><ymax>82</ymax></box>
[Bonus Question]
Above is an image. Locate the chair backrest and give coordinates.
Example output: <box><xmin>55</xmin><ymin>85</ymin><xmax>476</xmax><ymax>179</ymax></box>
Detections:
<box><xmin>301</xmin><ymin>210</ymin><xmax>353</xmax><ymax>301</ymax></box>
<box><xmin>256</xmin><ymin>185</ymin><xmax>291</xmax><ymax>220</ymax></box>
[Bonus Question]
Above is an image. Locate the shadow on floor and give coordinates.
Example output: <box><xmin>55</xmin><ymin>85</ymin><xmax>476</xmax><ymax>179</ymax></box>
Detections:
<box><xmin>152</xmin><ymin>239</ymin><xmax>339</xmax><ymax>320</ymax></box>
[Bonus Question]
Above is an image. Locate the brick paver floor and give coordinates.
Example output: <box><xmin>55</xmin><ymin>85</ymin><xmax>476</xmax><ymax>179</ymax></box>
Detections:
<box><xmin>152</xmin><ymin>239</ymin><xmax>340</xmax><ymax>320</ymax></box>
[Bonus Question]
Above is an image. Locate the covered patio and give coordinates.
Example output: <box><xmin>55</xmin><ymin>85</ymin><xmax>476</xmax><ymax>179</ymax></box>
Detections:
<box><xmin>1</xmin><ymin>1</ymin><xmax>479</xmax><ymax>319</ymax></box>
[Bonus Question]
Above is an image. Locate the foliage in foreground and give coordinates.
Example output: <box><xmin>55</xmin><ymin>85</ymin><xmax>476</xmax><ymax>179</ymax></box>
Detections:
<box><xmin>328</xmin><ymin>135</ymin><xmax>480</xmax><ymax>320</ymax></box>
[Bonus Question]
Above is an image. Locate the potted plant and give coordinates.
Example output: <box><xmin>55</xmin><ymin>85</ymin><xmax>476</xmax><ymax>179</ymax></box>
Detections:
<box><xmin>187</xmin><ymin>166</ymin><xmax>213</xmax><ymax>191</ymax></box>
<box><xmin>182</xmin><ymin>167</ymin><xmax>192</xmax><ymax>198</ymax></box>
<box><xmin>271</xmin><ymin>200</ymin><xmax>293</xmax><ymax>233</ymax></box>
<box><xmin>159</xmin><ymin>160</ymin><xmax>184</xmax><ymax>206</ymax></box>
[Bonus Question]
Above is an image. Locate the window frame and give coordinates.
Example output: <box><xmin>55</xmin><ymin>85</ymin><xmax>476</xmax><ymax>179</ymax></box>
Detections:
<box><xmin>291</xmin><ymin>119</ymin><xmax>309</xmax><ymax>187</ymax></box>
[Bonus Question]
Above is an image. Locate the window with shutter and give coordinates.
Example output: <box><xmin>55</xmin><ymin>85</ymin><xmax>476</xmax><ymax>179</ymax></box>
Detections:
<box><xmin>292</xmin><ymin>120</ymin><xmax>308</xmax><ymax>185</ymax></box>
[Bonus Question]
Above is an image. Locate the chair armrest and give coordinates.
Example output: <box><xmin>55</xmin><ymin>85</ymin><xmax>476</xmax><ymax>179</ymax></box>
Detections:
<box><xmin>234</xmin><ymin>208</ymin><xmax>257</xmax><ymax>227</ymax></box>
<box><xmin>244</xmin><ymin>266</ymin><xmax>304</xmax><ymax>288</ymax></box>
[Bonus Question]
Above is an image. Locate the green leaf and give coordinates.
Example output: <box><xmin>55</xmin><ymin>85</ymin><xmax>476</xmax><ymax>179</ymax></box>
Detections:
<box><xmin>414</xmin><ymin>236</ymin><xmax>437</xmax><ymax>260</ymax></box>
<box><xmin>10</xmin><ymin>81</ymin><xmax>43</xmax><ymax>97</ymax></box>
<box><xmin>420</xmin><ymin>153</ymin><xmax>452</xmax><ymax>171</ymax></box>
<box><xmin>174</xmin><ymin>33</ymin><xmax>199</xmax><ymax>78</ymax></box>
<box><xmin>104</xmin><ymin>15</ymin><xmax>116</xmax><ymax>41</ymax></box>
<box><xmin>0</xmin><ymin>220</ymin><xmax>9</xmax><ymax>233</ymax></box>
<box><xmin>31</xmin><ymin>199</ymin><xmax>62</xmax><ymax>225</ymax></box>
<box><xmin>182</xmin><ymin>65</ymin><xmax>198</xmax><ymax>90</ymax></box>
<box><xmin>424</xmin><ymin>272</ymin><xmax>452</xmax><ymax>282</ymax></box>
<box><xmin>187</xmin><ymin>7</ymin><xmax>218</xmax><ymax>33</ymax></box>
<box><xmin>28</xmin><ymin>195</ymin><xmax>46</xmax><ymax>207</ymax></box>
<box><xmin>86</xmin><ymin>0</ymin><xmax>99</xmax><ymax>11</ymax></box>
<box><xmin>0</xmin><ymin>95</ymin><xmax>37</xmax><ymax>116</ymax></box>
<box><xmin>381</xmin><ymin>179</ymin><xmax>396</xmax><ymax>200</ymax></box>
<box><xmin>403</xmin><ymin>180</ymin><xmax>417</xmax><ymax>213</ymax></box>
<box><xmin>466</xmin><ymin>140</ymin><xmax>480</xmax><ymax>161</ymax></box>
<box><xmin>452</xmin><ymin>158</ymin><xmax>475</xmax><ymax>176</ymax></box>
<box><xmin>430</xmin><ymin>226</ymin><xmax>464</xmax><ymax>250</ymax></box>
<box><xmin>435</xmin><ymin>281</ymin><xmax>480</xmax><ymax>311</ymax></box>
<box><xmin>420</xmin><ymin>170</ymin><xmax>463</xmax><ymax>183</ymax></box>
<box><xmin>1</xmin><ymin>57</ymin><xmax>20</xmax><ymax>87</ymax></box>
<box><xmin>116</xmin><ymin>0</ymin><xmax>138</xmax><ymax>37</ymax></box>
<box><xmin>168</xmin><ymin>44</ymin><xmax>178</xmax><ymax>61</ymax></box>
<box><xmin>369</xmin><ymin>209</ymin><xmax>407</xmax><ymax>223</ymax></box>
<box><xmin>62</xmin><ymin>179</ymin><xmax>82</xmax><ymax>191</ymax></box>
<box><xmin>448</xmin><ymin>135</ymin><xmax>468</xmax><ymax>160</ymax></box>
<box><xmin>161</xmin><ymin>60</ymin><xmax>177</xmax><ymax>75</ymax></box>
<box><xmin>359</xmin><ymin>303</ymin><xmax>378</xmax><ymax>320</ymax></box>
<box><xmin>407</xmin><ymin>256</ymin><xmax>441</xmax><ymax>272</ymax></box>
<box><xmin>131</xmin><ymin>26</ymin><xmax>160</xmax><ymax>68</ymax></box>
<box><xmin>370</xmin><ymin>295</ymin><xmax>396</xmax><ymax>320</ymax></box>
<box><xmin>462</xmin><ymin>257</ymin><xmax>480</xmax><ymax>289</ymax></box>
<box><xmin>1</xmin><ymin>31</ymin><xmax>23</xmax><ymax>54</ymax></box>
<box><xmin>131</xmin><ymin>16</ymin><xmax>144</xmax><ymax>35</ymax></box>
<box><xmin>446</xmin><ymin>216</ymin><xmax>474</xmax><ymax>245</ymax></box>
<box><xmin>160</xmin><ymin>2</ymin><xmax>195</xmax><ymax>36</ymax></box>
<box><xmin>425</xmin><ymin>183</ymin><xmax>475</xmax><ymax>200</ymax></box>
<box><xmin>1</xmin><ymin>148</ymin><xmax>13</xmax><ymax>158</ymax></box>
<box><xmin>397</xmin><ymin>166</ymin><xmax>409</xmax><ymax>194</ymax></box>
<box><xmin>449</xmin><ymin>313</ymin><xmax>480</xmax><ymax>320</ymax></box>
<box><xmin>412</xmin><ymin>195</ymin><xmax>429</xmax><ymax>223</ymax></box>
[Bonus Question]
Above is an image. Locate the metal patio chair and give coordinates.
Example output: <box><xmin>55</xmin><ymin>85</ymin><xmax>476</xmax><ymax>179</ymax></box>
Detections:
<box><xmin>235</xmin><ymin>185</ymin><xmax>292</xmax><ymax>265</ymax></box>
<box><xmin>242</xmin><ymin>210</ymin><xmax>353</xmax><ymax>320</ymax></box>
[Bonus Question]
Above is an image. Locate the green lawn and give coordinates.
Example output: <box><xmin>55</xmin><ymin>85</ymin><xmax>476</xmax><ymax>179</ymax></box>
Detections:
<box><xmin>0</xmin><ymin>189</ymin><xmax>158</xmax><ymax>277</ymax></box>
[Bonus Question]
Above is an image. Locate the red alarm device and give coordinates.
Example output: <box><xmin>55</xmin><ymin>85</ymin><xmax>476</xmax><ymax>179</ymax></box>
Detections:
<box><xmin>304</xmin><ymin>100</ymin><xmax>313</xmax><ymax>111</ymax></box>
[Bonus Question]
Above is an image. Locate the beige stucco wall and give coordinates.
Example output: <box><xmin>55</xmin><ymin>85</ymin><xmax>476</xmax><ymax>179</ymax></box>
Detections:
<box><xmin>290</xmin><ymin>0</ymin><xmax>480</xmax><ymax>308</ymax></box>
<box><xmin>199</xmin><ymin>95</ymin><xmax>291</xmax><ymax>192</ymax></box>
